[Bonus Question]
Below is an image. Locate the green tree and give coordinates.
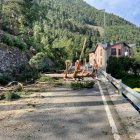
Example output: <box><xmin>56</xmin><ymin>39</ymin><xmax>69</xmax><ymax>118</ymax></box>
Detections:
<box><xmin>29</xmin><ymin>52</ymin><xmax>46</xmax><ymax>69</ymax></box>
<box><xmin>107</xmin><ymin>56</ymin><xmax>125</xmax><ymax>78</ymax></box>
<box><xmin>1</xmin><ymin>0</ymin><xmax>47</xmax><ymax>35</ymax></box>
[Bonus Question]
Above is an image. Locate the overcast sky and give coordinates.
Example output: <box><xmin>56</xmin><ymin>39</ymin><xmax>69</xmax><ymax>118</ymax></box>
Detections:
<box><xmin>84</xmin><ymin>0</ymin><xmax>140</xmax><ymax>27</ymax></box>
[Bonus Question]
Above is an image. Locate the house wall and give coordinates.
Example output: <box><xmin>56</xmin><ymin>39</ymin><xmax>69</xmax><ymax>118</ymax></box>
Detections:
<box><xmin>102</xmin><ymin>49</ymin><xmax>106</xmax><ymax>69</ymax></box>
<box><xmin>121</xmin><ymin>43</ymin><xmax>127</xmax><ymax>56</ymax></box>
<box><xmin>89</xmin><ymin>43</ymin><xmax>134</xmax><ymax>68</ymax></box>
<box><xmin>127</xmin><ymin>47</ymin><xmax>133</xmax><ymax>58</ymax></box>
<box><xmin>110</xmin><ymin>44</ymin><xmax>121</xmax><ymax>57</ymax></box>
<box><xmin>89</xmin><ymin>52</ymin><xmax>95</xmax><ymax>65</ymax></box>
<box><xmin>95</xmin><ymin>45</ymin><xmax>103</xmax><ymax>67</ymax></box>
<box><xmin>107</xmin><ymin>43</ymin><xmax>132</xmax><ymax>58</ymax></box>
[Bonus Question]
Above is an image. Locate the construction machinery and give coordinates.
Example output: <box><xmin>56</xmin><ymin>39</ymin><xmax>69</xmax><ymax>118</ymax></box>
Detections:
<box><xmin>45</xmin><ymin>38</ymin><xmax>96</xmax><ymax>81</ymax></box>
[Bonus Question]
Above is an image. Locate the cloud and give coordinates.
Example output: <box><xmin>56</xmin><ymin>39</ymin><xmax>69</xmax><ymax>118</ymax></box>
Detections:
<box><xmin>84</xmin><ymin>0</ymin><xmax>140</xmax><ymax>26</ymax></box>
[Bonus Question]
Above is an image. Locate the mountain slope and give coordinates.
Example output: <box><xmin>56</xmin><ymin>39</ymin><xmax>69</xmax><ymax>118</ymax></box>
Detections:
<box><xmin>23</xmin><ymin>0</ymin><xmax>140</xmax><ymax>63</ymax></box>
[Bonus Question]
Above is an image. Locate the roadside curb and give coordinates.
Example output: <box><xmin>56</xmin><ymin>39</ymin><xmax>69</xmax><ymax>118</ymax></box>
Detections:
<box><xmin>101</xmin><ymin>76</ymin><xmax>140</xmax><ymax>140</ymax></box>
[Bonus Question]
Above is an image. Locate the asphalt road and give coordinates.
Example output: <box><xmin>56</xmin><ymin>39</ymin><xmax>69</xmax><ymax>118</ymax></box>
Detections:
<box><xmin>0</xmin><ymin>72</ymin><xmax>130</xmax><ymax>140</ymax></box>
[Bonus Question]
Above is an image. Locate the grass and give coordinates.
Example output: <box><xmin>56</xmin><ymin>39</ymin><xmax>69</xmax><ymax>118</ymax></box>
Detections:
<box><xmin>122</xmin><ymin>74</ymin><xmax>140</xmax><ymax>88</ymax></box>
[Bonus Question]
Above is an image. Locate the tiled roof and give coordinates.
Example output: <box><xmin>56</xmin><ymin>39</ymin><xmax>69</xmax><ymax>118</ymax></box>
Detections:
<box><xmin>96</xmin><ymin>41</ymin><xmax>136</xmax><ymax>50</ymax></box>
<box><xmin>89</xmin><ymin>48</ymin><xmax>95</xmax><ymax>53</ymax></box>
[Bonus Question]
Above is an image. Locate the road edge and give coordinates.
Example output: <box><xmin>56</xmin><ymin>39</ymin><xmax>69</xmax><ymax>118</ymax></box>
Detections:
<box><xmin>101</xmin><ymin>77</ymin><xmax>140</xmax><ymax>140</ymax></box>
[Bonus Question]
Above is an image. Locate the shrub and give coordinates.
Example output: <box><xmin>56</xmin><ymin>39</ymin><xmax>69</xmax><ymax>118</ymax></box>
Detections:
<box><xmin>5</xmin><ymin>92</ymin><xmax>13</xmax><ymax>101</ymax></box>
<box><xmin>12</xmin><ymin>93</ymin><xmax>20</xmax><ymax>99</ymax></box>
<box><xmin>3</xmin><ymin>34</ymin><xmax>26</xmax><ymax>50</ymax></box>
<box><xmin>29</xmin><ymin>52</ymin><xmax>46</xmax><ymax>69</ymax></box>
<box><xmin>14</xmin><ymin>85</ymin><xmax>23</xmax><ymax>92</ymax></box>
<box><xmin>3</xmin><ymin>34</ymin><xmax>14</xmax><ymax>46</ymax></box>
<box><xmin>0</xmin><ymin>73</ymin><xmax>12</xmax><ymax>85</ymax></box>
<box><xmin>39</xmin><ymin>74</ymin><xmax>54</xmax><ymax>82</ymax></box>
<box><xmin>130</xmin><ymin>58</ymin><xmax>140</xmax><ymax>77</ymax></box>
<box><xmin>0</xmin><ymin>93</ymin><xmax>5</xmax><ymax>100</ymax></box>
<box><xmin>107</xmin><ymin>56</ymin><xmax>129</xmax><ymax>78</ymax></box>
<box><xmin>15</xmin><ymin>64</ymin><xmax>39</xmax><ymax>83</ymax></box>
<box><xmin>19</xmin><ymin>42</ymin><xmax>26</xmax><ymax>51</ymax></box>
<box><xmin>137</xmin><ymin>80</ymin><xmax>140</xmax><ymax>88</ymax></box>
<box><xmin>5</xmin><ymin>92</ymin><xmax>20</xmax><ymax>101</ymax></box>
<box><xmin>70</xmin><ymin>81</ymin><xmax>95</xmax><ymax>90</ymax></box>
<box><xmin>13</xmin><ymin>39</ymin><xmax>21</xmax><ymax>47</ymax></box>
<box><xmin>13</xmin><ymin>39</ymin><xmax>26</xmax><ymax>51</ymax></box>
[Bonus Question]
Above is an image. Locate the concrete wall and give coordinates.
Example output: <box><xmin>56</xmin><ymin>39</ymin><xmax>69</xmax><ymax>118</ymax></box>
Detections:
<box><xmin>0</xmin><ymin>43</ymin><xmax>28</xmax><ymax>74</ymax></box>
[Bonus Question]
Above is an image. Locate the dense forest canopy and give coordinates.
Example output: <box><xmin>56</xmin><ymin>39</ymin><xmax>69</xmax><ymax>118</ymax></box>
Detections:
<box><xmin>0</xmin><ymin>0</ymin><xmax>140</xmax><ymax>64</ymax></box>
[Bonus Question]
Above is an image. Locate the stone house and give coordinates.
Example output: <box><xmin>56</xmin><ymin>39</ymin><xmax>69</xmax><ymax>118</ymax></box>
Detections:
<box><xmin>89</xmin><ymin>41</ymin><xmax>136</xmax><ymax>68</ymax></box>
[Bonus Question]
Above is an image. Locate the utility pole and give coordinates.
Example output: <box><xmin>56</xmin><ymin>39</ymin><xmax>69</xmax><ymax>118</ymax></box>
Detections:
<box><xmin>99</xmin><ymin>9</ymin><xmax>106</xmax><ymax>73</ymax></box>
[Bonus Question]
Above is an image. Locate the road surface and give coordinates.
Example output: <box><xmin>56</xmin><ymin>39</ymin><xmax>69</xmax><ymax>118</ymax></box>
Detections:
<box><xmin>0</xmin><ymin>72</ymin><xmax>130</xmax><ymax>140</ymax></box>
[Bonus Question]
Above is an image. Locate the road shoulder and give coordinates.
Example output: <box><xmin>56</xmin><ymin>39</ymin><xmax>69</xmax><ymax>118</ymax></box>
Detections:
<box><xmin>100</xmin><ymin>73</ymin><xmax>140</xmax><ymax>140</ymax></box>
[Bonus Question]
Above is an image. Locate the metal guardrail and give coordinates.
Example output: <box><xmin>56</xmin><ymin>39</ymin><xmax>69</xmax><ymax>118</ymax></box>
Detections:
<box><xmin>100</xmin><ymin>69</ymin><xmax>140</xmax><ymax>109</ymax></box>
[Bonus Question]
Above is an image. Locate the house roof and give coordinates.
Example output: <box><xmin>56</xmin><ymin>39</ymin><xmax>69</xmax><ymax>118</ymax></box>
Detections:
<box><xmin>89</xmin><ymin>48</ymin><xmax>95</xmax><ymax>53</ymax></box>
<box><xmin>128</xmin><ymin>44</ymin><xmax>136</xmax><ymax>48</ymax></box>
<box><xmin>89</xmin><ymin>41</ymin><xmax>136</xmax><ymax>53</ymax></box>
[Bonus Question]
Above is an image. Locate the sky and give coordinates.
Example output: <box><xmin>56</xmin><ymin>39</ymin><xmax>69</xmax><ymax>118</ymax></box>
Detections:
<box><xmin>84</xmin><ymin>0</ymin><xmax>140</xmax><ymax>27</ymax></box>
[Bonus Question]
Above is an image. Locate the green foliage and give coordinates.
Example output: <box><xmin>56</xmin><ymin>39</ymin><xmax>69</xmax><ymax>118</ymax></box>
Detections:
<box><xmin>14</xmin><ymin>85</ymin><xmax>22</xmax><ymax>92</ymax></box>
<box><xmin>5</xmin><ymin>92</ymin><xmax>12</xmax><ymax>101</ymax></box>
<box><xmin>31</xmin><ymin>0</ymin><xmax>140</xmax><ymax>63</ymax></box>
<box><xmin>0</xmin><ymin>93</ymin><xmax>5</xmax><ymax>100</ymax></box>
<box><xmin>3</xmin><ymin>34</ymin><xmax>26</xmax><ymax>50</ymax></box>
<box><xmin>118</xmin><ymin>56</ymin><xmax>131</xmax><ymax>72</ymax></box>
<box><xmin>3</xmin><ymin>34</ymin><xmax>14</xmax><ymax>46</ymax></box>
<box><xmin>70</xmin><ymin>81</ymin><xmax>95</xmax><ymax>90</ymax></box>
<box><xmin>12</xmin><ymin>93</ymin><xmax>21</xmax><ymax>99</ymax></box>
<box><xmin>29</xmin><ymin>52</ymin><xmax>46</xmax><ymax>69</ymax></box>
<box><xmin>107</xmin><ymin>56</ymin><xmax>140</xmax><ymax>79</ymax></box>
<box><xmin>137</xmin><ymin>80</ymin><xmax>140</xmax><ymax>88</ymax></box>
<box><xmin>5</xmin><ymin>92</ymin><xmax>20</xmax><ymax>101</ymax></box>
<box><xmin>15</xmin><ymin>64</ymin><xmax>39</xmax><ymax>83</ymax></box>
<box><xmin>122</xmin><ymin>74</ymin><xmax>140</xmax><ymax>88</ymax></box>
<box><xmin>1</xmin><ymin>0</ymin><xmax>47</xmax><ymax>34</ymax></box>
<box><xmin>2</xmin><ymin>0</ymin><xmax>140</xmax><ymax>67</ymax></box>
<box><xmin>13</xmin><ymin>39</ymin><xmax>26</xmax><ymax>50</ymax></box>
<box><xmin>130</xmin><ymin>48</ymin><xmax>140</xmax><ymax>77</ymax></box>
<box><xmin>107</xmin><ymin>56</ymin><xmax>126</xmax><ymax>78</ymax></box>
<box><xmin>39</xmin><ymin>74</ymin><xmax>54</xmax><ymax>82</ymax></box>
<box><xmin>0</xmin><ymin>73</ymin><xmax>12</xmax><ymax>85</ymax></box>
<box><xmin>130</xmin><ymin>58</ymin><xmax>140</xmax><ymax>77</ymax></box>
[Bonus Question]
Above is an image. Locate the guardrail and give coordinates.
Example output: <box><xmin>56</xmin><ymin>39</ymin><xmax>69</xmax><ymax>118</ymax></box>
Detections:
<box><xmin>100</xmin><ymin>69</ymin><xmax>140</xmax><ymax>109</ymax></box>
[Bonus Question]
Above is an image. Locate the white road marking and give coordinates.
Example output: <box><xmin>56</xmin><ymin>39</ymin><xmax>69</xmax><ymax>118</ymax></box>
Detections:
<box><xmin>97</xmin><ymin>80</ymin><xmax>121</xmax><ymax>140</ymax></box>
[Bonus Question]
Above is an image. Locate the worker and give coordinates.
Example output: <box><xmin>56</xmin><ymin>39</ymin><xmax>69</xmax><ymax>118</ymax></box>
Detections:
<box><xmin>75</xmin><ymin>60</ymin><xmax>80</xmax><ymax>70</ymax></box>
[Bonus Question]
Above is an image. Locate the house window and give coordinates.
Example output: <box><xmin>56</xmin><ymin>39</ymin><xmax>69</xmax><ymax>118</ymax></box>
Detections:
<box><xmin>111</xmin><ymin>48</ymin><xmax>116</xmax><ymax>55</ymax></box>
<box><xmin>118</xmin><ymin>49</ymin><xmax>121</xmax><ymax>55</ymax></box>
<box><xmin>100</xmin><ymin>49</ymin><xmax>102</xmax><ymax>56</ymax></box>
<box><xmin>100</xmin><ymin>58</ymin><xmax>102</xmax><ymax>65</ymax></box>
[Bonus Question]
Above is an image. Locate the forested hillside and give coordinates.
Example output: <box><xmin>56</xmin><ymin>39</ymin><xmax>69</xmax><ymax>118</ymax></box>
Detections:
<box><xmin>1</xmin><ymin>0</ymin><xmax>140</xmax><ymax>64</ymax></box>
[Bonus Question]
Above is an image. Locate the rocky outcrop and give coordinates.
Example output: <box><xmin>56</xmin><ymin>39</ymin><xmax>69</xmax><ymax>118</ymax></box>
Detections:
<box><xmin>0</xmin><ymin>43</ymin><xmax>28</xmax><ymax>74</ymax></box>
<box><xmin>42</xmin><ymin>54</ymin><xmax>54</xmax><ymax>67</ymax></box>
